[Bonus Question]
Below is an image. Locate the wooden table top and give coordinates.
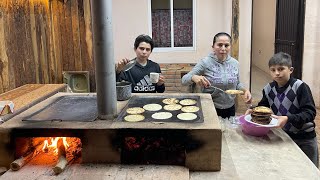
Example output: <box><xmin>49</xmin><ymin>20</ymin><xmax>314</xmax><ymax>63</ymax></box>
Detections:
<box><xmin>0</xmin><ymin>84</ymin><xmax>67</xmax><ymax>121</ymax></box>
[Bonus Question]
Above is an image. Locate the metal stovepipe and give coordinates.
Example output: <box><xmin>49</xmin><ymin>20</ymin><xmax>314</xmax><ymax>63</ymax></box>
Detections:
<box><xmin>90</xmin><ymin>0</ymin><xmax>116</xmax><ymax>119</ymax></box>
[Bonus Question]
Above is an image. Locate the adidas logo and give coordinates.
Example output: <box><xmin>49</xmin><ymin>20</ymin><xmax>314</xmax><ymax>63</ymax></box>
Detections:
<box><xmin>134</xmin><ymin>75</ymin><xmax>156</xmax><ymax>92</ymax></box>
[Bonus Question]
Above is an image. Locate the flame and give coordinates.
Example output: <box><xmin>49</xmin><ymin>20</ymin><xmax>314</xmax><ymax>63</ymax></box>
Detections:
<box><xmin>42</xmin><ymin>137</ymin><xmax>69</xmax><ymax>155</ymax></box>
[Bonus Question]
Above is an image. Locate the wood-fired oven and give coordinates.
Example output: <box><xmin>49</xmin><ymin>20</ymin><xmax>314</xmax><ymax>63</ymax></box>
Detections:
<box><xmin>0</xmin><ymin>92</ymin><xmax>222</xmax><ymax>175</ymax></box>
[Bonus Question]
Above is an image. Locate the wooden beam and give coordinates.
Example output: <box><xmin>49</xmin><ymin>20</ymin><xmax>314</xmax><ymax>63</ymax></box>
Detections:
<box><xmin>231</xmin><ymin>0</ymin><xmax>239</xmax><ymax>60</ymax></box>
<box><xmin>30</xmin><ymin>0</ymin><xmax>40</xmax><ymax>84</ymax></box>
<box><xmin>0</xmin><ymin>0</ymin><xmax>10</xmax><ymax>93</ymax></box>
<box><xmin>71</xmin><ymin>0</ymin><xmax>82</xmax><ymax>70</ymax></box>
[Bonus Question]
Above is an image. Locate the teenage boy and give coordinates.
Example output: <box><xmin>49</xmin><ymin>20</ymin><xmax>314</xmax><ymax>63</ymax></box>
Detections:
<box><xmin>116</xmin><ymin>34</ymin><xmax>165</xmax><ymax>93</ymax></box>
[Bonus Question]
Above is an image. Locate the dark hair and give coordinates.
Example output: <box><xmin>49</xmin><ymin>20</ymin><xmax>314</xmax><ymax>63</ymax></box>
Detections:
<box><xmin>268</xmin><ymin>52</ymin><xmax>292</xmax><ymax>67</ymax></box>
<box><xmin>134</xmin><ymin>34</ymin><xmax>155</xmax><ymax>51</ymax></box>
<box><xmin>213</xmin><ymin>32</ymin><xmax>232</xmax><ymax>45</ymax></box>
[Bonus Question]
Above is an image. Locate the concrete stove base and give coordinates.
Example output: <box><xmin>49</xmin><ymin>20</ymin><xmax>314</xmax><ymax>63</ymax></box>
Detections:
<box><xmin>0</xmin><ymin>93</ymin><xmax>222</xmax><ymax>171</ymax></box>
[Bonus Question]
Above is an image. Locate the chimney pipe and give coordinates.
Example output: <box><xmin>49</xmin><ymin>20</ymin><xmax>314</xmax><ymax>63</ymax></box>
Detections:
<box><xmin>90</xmin><ymin>0</ymin><xmax>117</xmax><ymax>119</ymax></box>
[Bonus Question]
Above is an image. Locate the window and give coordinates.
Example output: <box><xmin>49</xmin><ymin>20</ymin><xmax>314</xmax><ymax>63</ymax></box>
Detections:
<box><xmin>150</xmin><ymin>0</ymin><xmax>194</xmax><ymax>49</ymax></box>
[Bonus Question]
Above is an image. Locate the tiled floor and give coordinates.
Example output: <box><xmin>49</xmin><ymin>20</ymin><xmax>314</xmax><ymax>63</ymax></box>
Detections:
<box><xmin>237</xmin><ymin>65</ymin><xmax>320</xmax><ymax>167</ymax></box>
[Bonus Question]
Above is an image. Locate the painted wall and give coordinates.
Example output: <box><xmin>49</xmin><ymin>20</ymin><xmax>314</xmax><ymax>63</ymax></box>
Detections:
<box><xmin>112</xmin><ymin>0</ymin><xmax>150</xmax><ymax>61</ymax></box>
<box><xmin>112</xmin><ymin>0</ymin><xmax>233</xmax><ymax>63</ymax></box>
<box><xmin>238</xmin><ymin>0</ymin><xmax>252</xmax><ymax>90</ymax></box>
<box><xmin>303</xmin><ymin>0</ymin><xmax>320</xmax><ymax>107</ymax></box>
<box><xmin>251</xmin><ymin>0</ymin><xmax>276</xmax><ymax>74</ymax></box>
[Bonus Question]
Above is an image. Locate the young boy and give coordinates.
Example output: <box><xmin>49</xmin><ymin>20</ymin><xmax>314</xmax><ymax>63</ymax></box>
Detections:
<box><xmin>249</xmin><ymin>52</ymin><xmax>318</xmax><ymax>167</ymax></box>
<box><xmin>115</xmin><ymin>34</ymin><xmax>165</xmax><ymax>93</ymax></box>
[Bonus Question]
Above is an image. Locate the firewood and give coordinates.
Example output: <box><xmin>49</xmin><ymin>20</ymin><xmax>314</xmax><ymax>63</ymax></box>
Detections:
<box><xmin>53</xmin><ymin>138</ymin><xmax>68</xmax><ymax>175</ymax></box>
<box><xmin>52</xmin><ymin>154</ymin><xmax>68</xmax><ymax>174</ymax></box>
<box><xmin>10</xmin><ymin>148</ymin><xmax>41</xmax><ymax>171</ymax></box>
<box><xmin>0</xmin><ymin>167</ymin><xmax>7</xmax><ymax>175</ymax></box>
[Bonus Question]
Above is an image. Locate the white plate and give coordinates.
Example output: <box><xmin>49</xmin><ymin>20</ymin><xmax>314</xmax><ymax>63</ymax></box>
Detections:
<box><xmin>244</xmin><ymin>114</ymin><xmax>278</xmax><ymax>127</ymax></box>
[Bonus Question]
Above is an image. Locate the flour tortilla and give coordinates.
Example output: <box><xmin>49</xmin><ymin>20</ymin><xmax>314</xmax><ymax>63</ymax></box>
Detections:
<box><xmin>162</xmin><ymin>98</ymin><xmax>179</xmax><ymax>105</ymax></box>
<box><xmin>181</xmin><ymin>106</ymin><xmax>200</xmax><ymax>113</ymax></box>
<box><xmin>163</xmin><ymin>104</ymin><xmax>182</xmax><ymax>111</ymax></box>
<box><xmin>177</xmin><ymin>112</ymin><xmax>197</xmax><ymax>121</ymax></box>
<box><xmin>151</xmin><ymin>112</ymin><xmax>173</xmax><ymax>120</ymax></box>
<box><xmin>225</xmin><ymin>89</ymin><xmax>244</xmax><ymax>95</ymax></box>
<box><xmin>143</xmin><ymin>103</ymin><xmax>162</xmax><ymax>111</ymax></box>
<box><xmin>126</xmin><ymin>107</ymin><xmax>145</xmax><ymax>114</ymax></box>
<box><xmin>253</xmin><ymin>106</ymin><xmax>273</xmax><ymax>114</ymax></box>
<box><xmin>124</xmin><ymin>114</ymin><xmax>145</xmax><ymax>122</ymax></box>
<box><xmin>179</xmin><ymin>99</ymin><xmax>197</xmax><ymax>106</ymax></box>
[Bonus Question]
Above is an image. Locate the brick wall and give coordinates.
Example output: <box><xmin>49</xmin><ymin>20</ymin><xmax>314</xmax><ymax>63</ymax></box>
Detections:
<box><xmin>159</xmin><ymin>63</ymin><xmax>196</xmax><ymax>93</ymax></box>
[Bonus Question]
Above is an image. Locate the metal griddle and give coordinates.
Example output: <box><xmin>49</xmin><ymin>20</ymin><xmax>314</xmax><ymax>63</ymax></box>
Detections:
<box><xmin>116</xmin><ymin>95</ymin><xmax>204</xmax><ymax>123</ymax></box>
<box><xmin>23</xmin><ymin>95</ymin><xmax>97</xmax><ymax>122</ymax></box>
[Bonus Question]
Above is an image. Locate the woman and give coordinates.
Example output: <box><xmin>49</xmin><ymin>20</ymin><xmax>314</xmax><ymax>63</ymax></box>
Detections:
<box><xmin>182</xmin><ymin>32</ymin><xmax>251</xmax><ymax>118</ymax></box>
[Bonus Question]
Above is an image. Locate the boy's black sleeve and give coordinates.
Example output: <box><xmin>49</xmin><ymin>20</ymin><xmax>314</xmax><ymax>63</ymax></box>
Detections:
<box><xmin>116</xmin><ymin>71</ymin><xmax>127</xmax><ymax>82</ymax></box>
<box><xmin>155</xmin><ymin>65</ymin><xmax>165</xmax><ymax>93</ymax></box>
<box><xmin>156</xmin><ymin>84</ymin><xmax>165</xmax><ymax>93</ymax></box>
<box><xmin>257</xmin><ymin>89</ymin><xmax>271</xmax><ymax>108</ymax></box>
<box><xmin>286</xmin><ymin>83</ymin><xmax>316</xmax><ymax>129</ymax></box>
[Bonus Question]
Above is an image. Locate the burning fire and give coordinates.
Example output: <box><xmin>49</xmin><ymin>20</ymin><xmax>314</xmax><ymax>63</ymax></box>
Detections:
<box><xmin>42</xmin><ymin>137</ymin><xmax>69</xmax><ymax>155</ymax></box>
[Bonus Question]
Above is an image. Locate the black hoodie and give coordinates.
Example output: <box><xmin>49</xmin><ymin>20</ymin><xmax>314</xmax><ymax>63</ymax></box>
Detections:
<box><xmin>116</xmin><ymin>60</ymin><xmax>165</xmax><ymax>93</ymax></box>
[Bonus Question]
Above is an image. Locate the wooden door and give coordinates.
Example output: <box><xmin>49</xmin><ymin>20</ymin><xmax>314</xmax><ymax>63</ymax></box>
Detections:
<box><xmin>275</xmin><ymin>0</ymin><xmax>305</xmax><ymax>79</ymax></box>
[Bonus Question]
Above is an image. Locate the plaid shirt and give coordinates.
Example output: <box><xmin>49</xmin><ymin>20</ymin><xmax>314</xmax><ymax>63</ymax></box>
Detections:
<box><xmin>258</xmin><ymin>78</ymin><xmax>316</xmax><ymax>140</ymax></box>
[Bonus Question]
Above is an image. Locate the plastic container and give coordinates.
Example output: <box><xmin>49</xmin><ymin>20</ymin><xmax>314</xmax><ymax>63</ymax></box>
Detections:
<box><xmin>239</xmin><ymin>115</ymin><xmax>270</xmax><ymax>137</ymax></box>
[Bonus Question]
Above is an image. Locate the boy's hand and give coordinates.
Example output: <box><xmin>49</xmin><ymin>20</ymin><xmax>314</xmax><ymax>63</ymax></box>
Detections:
<box><xmin>271</xmin><ymin>115</ymin><xmax>288</xmax><ymax>128</ymax></box>
<box><xmin>245</xmin><ymin>109</ymin><xmax>252</xmax><ymax>115</ymax></box>
<box><xmin>157</xmin><ymin>75</ymin><xmax>165</xmax><ymax>86</ymax></box>
<box><xmin>191</xmin><ymin>75</ymin><xmax>211</xmax><ymax>88</ymax></box>
<box><xmin>116</xmin><ymin>58</ymin><xmax>130</xmax><ymax>73</ymax></box>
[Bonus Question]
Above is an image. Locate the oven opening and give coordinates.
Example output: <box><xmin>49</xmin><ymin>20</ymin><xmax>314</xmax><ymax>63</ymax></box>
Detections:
<box><xmin>116</xmin><ymin>130</ymin><xmax>187</xmax><ymax>166</ymax></box>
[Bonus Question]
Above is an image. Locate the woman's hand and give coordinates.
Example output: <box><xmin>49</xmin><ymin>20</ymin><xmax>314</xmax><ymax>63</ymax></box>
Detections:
<box><xmin>115</xmin><ymin>58</ymin><xmax>130</xmax><ymax>73</ymax></box>
<box><xmin>243</xmin><ymin>90</ymin><xmax>252</xmax><ymax>104</ymax></box>
<box><xmin>191</xmin><ymin>75</ymin><xmax>211</xmax><ymax>88</ymax></box>
<box><xmin>157</xmin><ymin>75</ymin><xmax>165</xmax><ymax>86</ymax></box>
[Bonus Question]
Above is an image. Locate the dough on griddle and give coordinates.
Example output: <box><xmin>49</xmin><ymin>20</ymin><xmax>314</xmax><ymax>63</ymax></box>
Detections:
<box><xmin>179</xmin><ymin>99</ymin><xmax>197</xmax><ymax>106</ymax></box>
<box><xmin>126</xmin><ymin>107</ymin><xmax>145</xmax><ymax>114</ymax></box>
<box><xmin>181</xmin><ymin>106</ymin><xmax>200</xmax><ymax>113</ymax></box>
<box><xmin>124</xmin><ymin>114</ymin><xmax>145</xmax><ymax>122</ymax></box>
<box><xmin>162</xmin><ymin>98</ymin><xmax>179</xmax><ymax>105</ymax></box>
<box><xmin>163</xmin><ymin>104</ymin><xmax>182</xmax><ymax>111</ymax></box>
<box><xmin>151</xmin><ymin>112</ymin><xmax>173</xmax><ymax>120</ymax></box>
<box><xmin>177</xmin><ymin>112</ymin><xmax>197</xmax><ymax>121</ymax></box>
<box><xmin>143</xmin><ymin>103</ymin><xmax>162</xmax><ymax>111</ymax></box>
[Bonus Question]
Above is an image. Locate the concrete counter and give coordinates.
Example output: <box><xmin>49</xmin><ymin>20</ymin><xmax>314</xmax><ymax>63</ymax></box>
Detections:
<box><xmin>0</xmin><ymin>92</ymin><xmax>319</xmax><ymax>179</ymax></box>
<box><xmin>191</xmin><ymin>127</ymin><xmax>320</xmax><ymax>179</ymax></box>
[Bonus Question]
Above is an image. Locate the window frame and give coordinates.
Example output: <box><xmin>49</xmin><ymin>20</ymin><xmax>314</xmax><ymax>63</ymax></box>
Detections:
<box><xmin>148</xmin><ymin>0</ymin><xmax>196</xmax><ymax>52</ymax></box>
